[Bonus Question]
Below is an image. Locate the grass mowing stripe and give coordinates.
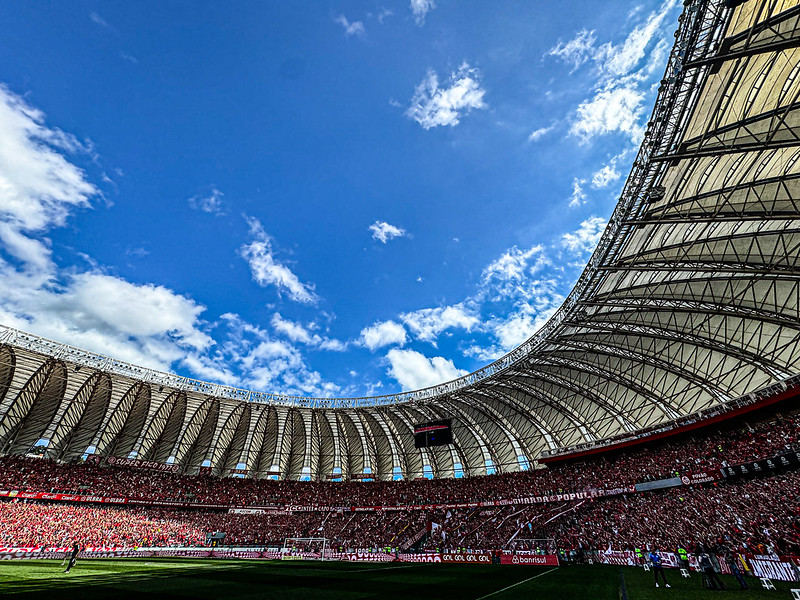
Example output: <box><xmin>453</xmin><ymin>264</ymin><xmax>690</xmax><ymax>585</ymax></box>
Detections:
<box><xmin>473</xmin><ymin>567</ymin><xmax>559</xmax><ymax>600</ymax></box>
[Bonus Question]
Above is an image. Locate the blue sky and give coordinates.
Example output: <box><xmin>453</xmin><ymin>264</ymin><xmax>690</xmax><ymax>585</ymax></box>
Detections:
<box><xmin>0</xmin><ymin>0</ymin><xmax>681</xmax><ymax>398</ymax></box>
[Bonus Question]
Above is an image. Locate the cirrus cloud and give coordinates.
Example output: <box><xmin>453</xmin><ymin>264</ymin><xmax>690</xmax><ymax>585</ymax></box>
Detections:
<box><xmin>240</xmin><ymin>217</ymin><xmax>318</xmax><ymax>304</ymax></box>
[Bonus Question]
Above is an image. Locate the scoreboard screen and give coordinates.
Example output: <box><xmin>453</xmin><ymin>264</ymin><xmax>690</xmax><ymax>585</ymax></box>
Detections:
<box><xmin>414</xmin><ymin>419</ymin><xmax>453</xmax><ymax>448</ymax></box>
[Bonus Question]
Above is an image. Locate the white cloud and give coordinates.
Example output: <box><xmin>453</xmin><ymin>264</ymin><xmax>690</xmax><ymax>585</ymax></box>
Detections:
<box><xmin>386</xmin><ymin>348</ymin><xmax>466</xmax><ymax>390</ymax></box>
<box><xmin>318</xmin><ymin>338</ymin><xmax>347</xmax><ymax>352</ymax></box>
<box><xmin>180</xmin><ymin>353</ymin><xmax>236</xmax><ymax>385</ymax></box>
<box><xmin>0</xmin><ymin>85</ymin><xmax>343</xmax><ymax>398</ymax></box>
<box><xmin>466</xmin><ymin>279</ymin><xmax>563</xmax><ymax>362</ymax></box>
<box><xmin>498</xmin><ymin>288</ymin><xmax>562</xmax><ymax>345</ymax></box>
<box><xmin>561</xmin><ymin>216</ymin><xmax>607</xmax><ymax>255</ymax></box>
<box><xmin>356</xmin><ymin>242</ymin><xmax>563</xmax><ymax>360</ymax></box>
<box><xmin>0</xmin><ymin>85</ymin><xmax>96</xmax><ymax>272</ymax></box>
<box><xmin>120</xmin><ymin>52</ymin><xmax>139</xmax><ymax>65</ymax></box>
<box><xmin>495</xmin><ymin>303</ymin><xmax>559</xmax><ymax>350</ymax></box>
<box><xmin>0</xmin><ymin>269</ymin><xmax>214</xmax><ymax>374</ymax></box>
<box><xmin>369</xmin><ymin>220</ymin><xmax>407</xmax><ymax>243</ymax></box>
<box><xmin>188</xmin><ymin>188</ymin><xmax>225</xmax><ymax>215</ymax></box>
<box><xmin>548</xmin><ymin>2</ymin><xmax>677</xmax><ymax>83</ymax></box>
<box><xmin>217</xmin><ymin>314</ymin><xmax>343</xmax><ymax>396</ymax></box>
<box><xmin>645</xmin><ymin>38</ymin><xmax>671</xmax><ymax>79</ymax></box>
<box><xmin>593</xmin><ymin>2</ymin><xmax>677</xmax><ymax>80</ymax></box>
<box><xmin>66</xmin><ymin>273</ymin><xmax>210</xmax><ymax>348</ymax></box>
<box><xmin>410</xmin><ymin>0</ymin><xmax>436</xmax><ymax>26</ymax></box>
<box><xmin>271</xmin><ymin>312</ymin><xmax>313</xmax><ymax>344</ymax></box>
<box><xmin>493</xmin><ymin>312</ymin><xmax>543</xmax><ymax>353</ymax></box>
<box><xmin>89</xmin><ymin>12</ymin><xmax>112</xmax><ymax>30</ymax></box>
<box><xmin>126</xmin><ymin>247</ymin><xmax>149</xmax><ymax>258</ymax></box>
<box><xmin>568</xmin><ymin>178</ymin><xmax>587</xmax><ymax>207</ymax></box>
<box><xmin>377</xmin><ymin>8</ymin><xmax>393</xmax><ymax>24</ymax></box>
<box><xmin>239</xmin><ymin>337</ymin><xmax>338</xmax><ymax>396</ymax></box>
<box><xmin>547</xmin><ymin>29</ymin><xmax>597</xmax><ymax>72</ymax></box>
<box><xmin>360</xmin><ymin>320</ymin><xmax>407</xmax><ymax>351</ymax></box>
<box><xmin>271</xmin><ymin>312</ymin><xmax>347</xmax><ymax>351</ymax></box>
<box><xmin>0</xmin><ymin>85</ymin><xmax>221</xmax><ymax>373</ymax></box>
<box><xmin>406</xmin><ymin>63</ymin><xmax>487</xmax><ymax>130</ymax></box>
<box><xmin>481</xmin><ymin>244</ymin><xmax>549</xmax><ymax>299</ymax></box>
<box><xmin>240</xmin><ymin>217</ymin><xmax>318</xmax><ymax>304</ymax></box>
<box><xmin>548</xmin><ymin>1</ymin><xmax>678</xmax><ymax>147</ymax></box>
<box><xmin>0</xmin><ymin>223</ymin><xmax>50</xmax><ymax>272</ymax></box>
<box><xmin>571</xmin><ymin>86</ymin><xmax>645</xmax><ymax>145</ymax></box>
<box><xmin>591</xmin><ymin>162</ymin><xmax>621</xmax><ymax>189</ymax></box>
<box><xmin>335</xmin><ymin>15</ymin><xmax>365</xmax><ymax>37</ymax></box>
<box><xmin>400</xmin><ymin>304</ymin><xmax>478</xmax><ymax>343</ymax></box>
<box><xmin>528</xmin><ymin>124</ymin><xmax>555</xmax><ymax>142</ymax></box>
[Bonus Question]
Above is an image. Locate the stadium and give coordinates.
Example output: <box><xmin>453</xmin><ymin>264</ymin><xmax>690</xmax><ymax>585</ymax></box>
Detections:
<box><xmin>1</xmin><ymin>0</ymin><xmax>800</xmax><ymax>598</ymax></box>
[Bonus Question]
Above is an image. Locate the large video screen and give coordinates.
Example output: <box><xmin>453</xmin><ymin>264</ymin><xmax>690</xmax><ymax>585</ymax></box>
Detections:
<box><xmin>414</xmin><ymin>419</ymin><xmax>453</xmax><ymax>448</ymax></box>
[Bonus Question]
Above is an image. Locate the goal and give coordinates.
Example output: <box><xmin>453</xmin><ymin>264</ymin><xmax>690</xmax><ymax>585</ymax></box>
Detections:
<box><xmin>281</xmin><ymin>537</ymin><xmax>329</xmax><ymax>561</ymax></box>
<box><xmin>511</xmin><ymin>538</ymin><xmax>557</xmax><ymax>554</ymax></box>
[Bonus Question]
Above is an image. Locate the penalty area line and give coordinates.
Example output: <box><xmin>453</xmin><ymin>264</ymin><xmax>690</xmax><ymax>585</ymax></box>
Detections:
<box><xmin>474</xmin><ymin>567</ymin><xmax>559</xmax><ymax>600</ymax></box>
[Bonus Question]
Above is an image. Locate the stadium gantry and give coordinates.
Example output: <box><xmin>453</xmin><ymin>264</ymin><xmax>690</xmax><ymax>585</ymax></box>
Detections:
<box><xmin>0</xmin><ymin>0</ymin><xmax>799</xmax><ymax>481</ymax></box>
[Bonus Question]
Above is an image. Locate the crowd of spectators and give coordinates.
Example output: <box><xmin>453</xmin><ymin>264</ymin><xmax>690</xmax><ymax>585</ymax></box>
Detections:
<box><xmin>0</xmin><ymin>414</ymin><xmax>797</xmax><ymax>554</ymax></box>
<box><xmin>537</xmin><ymin>470</ymin><xmax>800</xmax><ymax>556</ymax></box>
<box><xmin>0</xmin><ymin>416</ymin><xmax>796</xmax><ymax>510</ymax></box>
<box><xmin>1</xmin><ymin>470</ymin><xmax>798</xmax><ymax>555</ymax></box>
<box><xmin>0</xmin><ymin>502</ymin><xmax>206</xmax><ymax>547</ymax></box>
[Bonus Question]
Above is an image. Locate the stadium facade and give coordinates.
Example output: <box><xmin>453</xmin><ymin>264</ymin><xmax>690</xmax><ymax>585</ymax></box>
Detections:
<box><xmin>1</xmin><ymin>0</ymin><xmax>799</xmax><ymax>480</ymax></box>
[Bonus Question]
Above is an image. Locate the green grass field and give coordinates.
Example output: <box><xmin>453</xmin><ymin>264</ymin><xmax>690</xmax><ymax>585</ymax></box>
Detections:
<box><xmin>0</xmin><ymin>559</ymin><xmax>796</xmax><ymax>599</ymax></box>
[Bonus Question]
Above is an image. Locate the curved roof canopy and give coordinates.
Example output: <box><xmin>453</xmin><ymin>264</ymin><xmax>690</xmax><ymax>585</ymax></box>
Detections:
<box><xmin>1</xmin><ymin>0</ymin><xmax>800</xmax><ymax>479</ymax></box>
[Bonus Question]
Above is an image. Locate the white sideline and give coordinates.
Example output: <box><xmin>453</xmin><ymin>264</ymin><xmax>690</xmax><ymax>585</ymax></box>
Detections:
<box><xmin>474</xmin><ymin>566</ymin><xmax>559</xmax><ymax>599</ymax></box>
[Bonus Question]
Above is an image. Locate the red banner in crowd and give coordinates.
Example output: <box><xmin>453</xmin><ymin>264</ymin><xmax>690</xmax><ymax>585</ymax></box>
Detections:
<box><xmin>500</xmin><ymin>554</ymin><xmax>559</xmax><ymax>566</ymax></box>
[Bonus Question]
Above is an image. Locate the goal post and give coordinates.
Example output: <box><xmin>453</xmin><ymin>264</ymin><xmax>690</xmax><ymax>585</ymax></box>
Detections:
<box><xmin>281</xmin><ymin>537</ymin><xmax>329</xmax><ymax>561</ymax></box>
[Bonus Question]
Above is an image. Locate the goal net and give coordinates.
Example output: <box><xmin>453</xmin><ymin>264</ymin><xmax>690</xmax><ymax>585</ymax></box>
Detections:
<box><xmin>281</xmin><ymin>537</ymin><xmax>329</xmax><ymax>561</ymax></box>
<box><xmin>511</xmin><ymin>538</ymin><xmax>556</xmax><ymax>554</ymax></box>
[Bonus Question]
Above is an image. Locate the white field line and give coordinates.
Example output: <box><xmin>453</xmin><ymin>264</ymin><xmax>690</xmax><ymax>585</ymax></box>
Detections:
<box><xmin>361</xmin><ymin>564</ymin><xmax>422</xmax><ymax>573</ymax></box>
<box><xmin>474</xmin><ymin>567</ymin><xmax>559</xmax><ymax>600</ymax></box>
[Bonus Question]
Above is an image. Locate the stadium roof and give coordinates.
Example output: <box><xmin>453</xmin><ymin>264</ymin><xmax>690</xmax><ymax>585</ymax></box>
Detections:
<box><xmin>1</xmin><ymin>0</ymin><xmax>800</xmax><ymax>479</ymax></box>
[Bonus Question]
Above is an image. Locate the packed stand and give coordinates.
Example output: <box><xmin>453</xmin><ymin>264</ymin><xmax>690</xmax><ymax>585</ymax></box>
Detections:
<box><xmin>0</xmin><ymin>416</ymin><xmax>796</xmax><ymax>511</ymax></box>
<box><xmin>0</xmin><ymin>414</ymin><xmax>798</xmax><ymax>553</ymax></box>
<box><xmin>1</xmin><ymin>470</ymin><xmax>798</xmax><ymax>554</ymax></box>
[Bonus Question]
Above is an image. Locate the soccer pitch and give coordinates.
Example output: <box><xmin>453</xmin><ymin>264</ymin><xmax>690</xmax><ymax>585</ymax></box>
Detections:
<box><xmin>0</xmin><ymin>559</ymin><xmax>794</xmax><ymax>599</ymax></box>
